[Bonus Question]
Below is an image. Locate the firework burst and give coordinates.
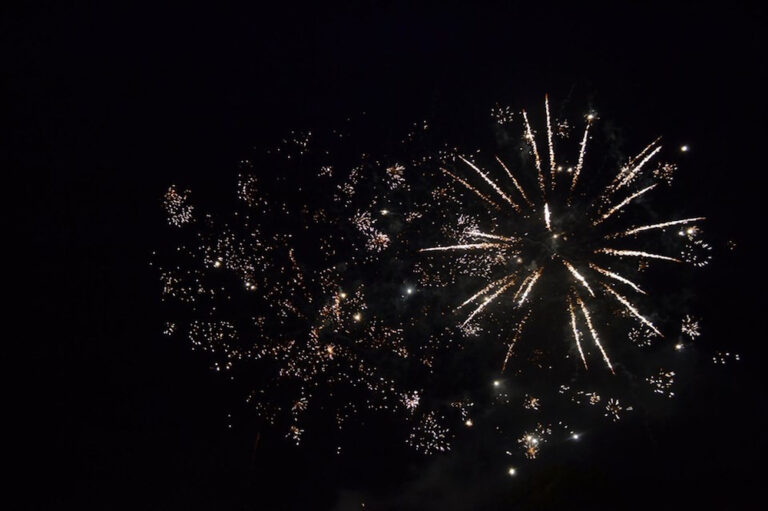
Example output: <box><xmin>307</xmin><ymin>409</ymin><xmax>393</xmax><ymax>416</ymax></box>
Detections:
<box><xmin>419</xmin><ymin>95</ymin><xmax>705</xmax><ymax>374</ymax></box>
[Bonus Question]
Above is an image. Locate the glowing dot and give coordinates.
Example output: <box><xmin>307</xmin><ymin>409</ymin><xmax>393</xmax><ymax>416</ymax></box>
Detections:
<box><xmin>681</xmin><ymin>145</ymin><xmax>689</xmax><ymax>152</ymax></box>
<box><xmin>213</xmin><ymin>260</ymin><xmax>222</xmax><ymax>268</ymax></box>
<box><xmin>516</xmin><ymin>257</ymin><xmax>523</xmax><ymax>264</ymax></box>
<box><xmin>353</xmin><ymin>313</ymin><xmax>362</xmax><ymax>322</ymax></box>
<box><xmin>406</xmin><ymin>287</ymin><xmax>414</xmax><ymax>294</ymax></box>
<box><xmin>587</xmin><ymin>114</ymin><xmax>595</xmax><ymax>121</ymax></box>
<box><xmin>675</xmin><ymin>343</ymin><xmax>683</xmax><ymax>351</ymax></box>
<box><xmin>493</xmin><ymin>380</ymin><xmax>500</xmax><ymax>387</ymax></box>
<box><xmin>339</xmin><ymin>292</ymin><xmax>347</xmax><ymax>299</ymax></box>
<box><xmin>381</xmin><ymin>209</ymin><xmax>389</xmax><ymax>216</ymax></box>
<box><xmin>572</xmin><ymin>433</ymin><xmax>580</xmax><ymax>440</ymax></box>
<box><xmin>465</xmin><ymin>419</ymin><xmax>473</xmax><ymax>427</ymax></box>
<box><xmin>686</xmin><ymin>228</ymin><xmax>694</xmax><ymax>235</ymax></box>
<box><xmin>552</xmin><ymin>233</ymin><xmax>559</xmax><ymax>239</ymax></box>
<box><xmin>508</xmin><ymin>467</ymin><xmax>517</xmax><ymax>476</ymax></box>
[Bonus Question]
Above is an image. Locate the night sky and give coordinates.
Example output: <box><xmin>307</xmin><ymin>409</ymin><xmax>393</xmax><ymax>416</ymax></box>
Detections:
<box><xmin>8</xmin><ymin>2</ymin><xmax>766</xmax><ymax>509</ymax></box>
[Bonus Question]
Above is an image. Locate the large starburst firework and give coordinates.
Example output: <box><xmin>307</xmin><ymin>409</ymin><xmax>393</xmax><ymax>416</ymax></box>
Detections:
<box><xmin>419</xmin><ymin>95</ymin><xmax>705</xmax><ymax>374</ymax></box>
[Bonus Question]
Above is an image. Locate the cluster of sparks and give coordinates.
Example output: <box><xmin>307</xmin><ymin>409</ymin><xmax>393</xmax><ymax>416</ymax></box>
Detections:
<box><xmin>153</xmin><ymin>95</ymin><xmax>734</xmax><ymax>472</ymax></box>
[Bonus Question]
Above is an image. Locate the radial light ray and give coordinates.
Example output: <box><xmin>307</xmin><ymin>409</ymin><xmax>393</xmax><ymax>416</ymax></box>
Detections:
<box><xmin>576</xmin><ymin>294</ymin><xmax>614</xmax><ymax>373</ymax></box>
<box><xmin>610</xmin><ymin>217</ymin><xmax>706</xmax><ymax>238</ymax></box>
<box><xmin>596</xmin><ymin>184</ymin><xmax>657</xmax><ymax>225</ymax></box>
<box><xmin>459</xmin><ymin>156</ymin><xmax>521</xmax><ymax>212</ymax></box>
<box><xmin>522</xmin><ymin>109</ymin><xmax>546</xmax><ymax>197</ymax></box>
<box><xmin>568</xmin><ymin>295</ymin><xmax>589</xmax><ymax>370</ymax></box>
<box><xmin>495</xmin><ymin>156</ymin><xmax>534</xmax><ymax>207</ymax></box>
<box><xmin>441</xmin><ymin>167</ymin><xmax>502</xmax><ymax>210</ymax></box>
<box><xmin>589</xmin><ymin>263</ymin><xmax>645</xmax><ymax>294</ymax></box>
<box><xmin>545</xmin><ymin>94</ymin><xmax>557</xmax><ymax>187</ymax></box>
<box><xmin>601</xmin><ymin>283</ymin><xmax>663</xmax><ymax>336</ymax></box>
<box><xmin>461</xmin><ymin>277</ymin><xmax>519</xmax><ymax>327</ymax></box>
<box><xmin>596</xmin><ymin>248</ymin><xmax>681</xmax><ymax>262</ymax></box>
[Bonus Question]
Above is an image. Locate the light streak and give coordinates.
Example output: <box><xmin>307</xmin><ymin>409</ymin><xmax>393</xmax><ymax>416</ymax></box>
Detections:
<box><xmin>457</xmin><ymin>275</ymin><xmax>514</xmax><ymax>310</ymax></box>
<box><xmin>461</xmin><ymin>278</ymin><xmax>518</xmax><ymax>327</ymax></box>
<box><xmin>522</xmin><ymin>109</ymin><xmax>546</xmax><ymax>197</ymax></box>
<box><xmin>589</xmin><ymin>263</ymin><xmax>645</xmax><ymax>294</ymax></box>
<box><xmin>609</xmin><ymin>217</ymin><xmax>706</xmax><ymax>238</ymax></box>
<box><xmin>596</xmin><ymin>184</ymin><xmax>657</xmax><ymax>224</ymax></box>
<box><xmin>420</xmin><ymin>243</ymin><xmax>506</xmax><ymax>252</ymax></box>
<box><xmin>459</xmin><ymin>156</ymin><xmax>521</xmax><ymax>212</ymax></box>
<box><xmin>601</xmin><ymin>283</ymin><xmax>663</xmax><ymax>336</ymax></box>
<box><xmin>575</xmin><ymin>294</ymin><xmax>614</xmax><ymax>373</ymax></box>
<box><xmin>545</xmin><ymin>94</ymin><xmax>556</xmax><ymax>187</ymax></box>
<box><xmin>517</xmin><ymin>268</ymin><xmax>543</xmax><ymax>307</ymax></box>
<box><xmin>441</xmin><ymin>167</ymin><xmax>501</xmax><ymax>210</ymax></box>
<box><xmin>495</xmin><ymin>156</ymin><xmax>534</xmax><ymax>207</ymax></box>
<box><xmin>570</xmin><ymin>118</ymin><xmax>592</xmax><ymax>194</ymax></box>
<box><xmin>562</xmin><ymin>258</ymin><xmax>595</xmax><ymax>296</ymax></box>
<box><xmin>568</xmin><ymin>295</ymin><xmax>588</xmax><ymax>370</ymax></box>
<box><xmin>596</xmin><ymin>248</ymin><xmax>681</xmax><ymax>262</ymax></box>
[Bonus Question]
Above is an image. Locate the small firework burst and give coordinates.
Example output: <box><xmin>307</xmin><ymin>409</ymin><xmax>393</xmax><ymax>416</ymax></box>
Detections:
<box><xmin>491</xmin><ymin>103</ymin><xmax>515</xmax><ymax>125</ymax></box>
<box><xmin>523</xmin><ymin>394</ymin><xmax>541</xmax><ymax>411</ymax></box>
<box><xmin>517</xmin><ymin>424</ymin><xmax>552</xmax><ymax>459</ymax></box>
<box><xmin>647</xmin><ymin>369</ymin><xmax>676</xmax><ymax>398</ymax></box>
<box><xmin>712</xmin><ymin>351</ymin><xmax>741</xmax><ymax>365</ymax></box>
<box><xmin>681</xmin><ymin>314</ymin><xmax>701</xmax><ymax>339</ymax></box>
<box><xmin>163</xmin><ymin>185</ymin><xmax>194</xmax><ymax>227</ymax></box>
<box><xmin>604</xmin><ymin>398</ymin><xmax>624</xmax><ymax>422</ymax></box>
<box><xmin>407</xmin><ymin>411</ymin><xmax>452</xmax><ymax>454</ymax></box>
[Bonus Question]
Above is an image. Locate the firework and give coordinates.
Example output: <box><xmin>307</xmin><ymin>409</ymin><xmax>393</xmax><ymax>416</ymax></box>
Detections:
<box><xmin>419</xmin><ymin>96</ymin><xmax>705</xmax><ymax>373</ymax></box>
<box><xmin>153</xmin><ymin>95</ymin><xmax>729</xmax><ymax>468</ymax></box>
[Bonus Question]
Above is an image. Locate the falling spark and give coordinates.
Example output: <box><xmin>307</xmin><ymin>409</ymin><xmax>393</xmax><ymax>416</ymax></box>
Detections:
<box><xmin>457</xmin><ymin>275</ymin><xmax>514</xmax><ymax>310</ymax></box>
<box><xmin>562</xmin><ymin>259</ymin><xmax>595</xmax><ymax>296</ymax></box>
<box><xmin>589</xmin><ymin>263</ymin><xmax>645</xmax><ymax>294</ymax></box>
<box><xmin>502</xmin><ymin>310</ymin><xmax>530</xmax><ymax>373</ymax></box>
<box><xmin>459</xmin><ymin>156</ymin><xmax>521</xmax><ymax>212</ymax></box>
<box><xmin>461</xmin><ymin>278</ymin><xmax>519</xmax><ymax>327</ymax></box>
<box><xmin>596</xmin><ymin>248</ymin><xmax>681</xmax><ymax>262</ymax></box>
<box><xmin>607</xmin><ymin>138</ymin><xmax>662</xmax><ymax>192</ymax></box>
<box><xmin>467</xmin><ymin>230</ymin><xmax>520</xmax><ymax>243</ymax></box>
<box><xmin>517</xmin><ymin>268</ymin><xmax>543</xmax><ymax>307</ymax></box>
<box><xmin>441</xmin><ymin>167</ymin><xmax>501</xmax><ymax>211</ymax></box>
<box><xmin>568</xmin><ymin>295</ymin><xmax>588</xmax><ymax>370</ymax></box>
<box><xmin>544</xmin><ymin>203</ymin><xmax>552</xmax><ymax>231</ymax></box>
<box><xmin>575</xmin><ymin>294</ymin><xmax>614</xmax><ymax>373</ymax></box>
<box><xmin>596</xmin><ymin>184</ymin><xmax>657</xmax><ymax>224</ymax></box>
<box><xmin>495</xmin><ymin>156</ymin><xmax>533</xmax><ymax>207</ymax></box>
<box><xmin>601</xmin><ymin>283</ymin><xmax>662</xmax><ymax>336</ymax></box>
<box><xmin>545</xmin><ymin>94</ymin><xmax>556</xmax><ymax>186</ymax></box>
<box><xmin>610</xmin><ymin>217</ymin><xmax>707</xmax><ymax>238</ymax></box>
<box><xmin>420</xmin><ymin>243</ymin><xmax>506</xmax><ymax>253</ymax></box>
<box><xmin>613</xmin><ymin>146</ymin><xmax>663</xmax><ymax>192</ymax></box>
<box><xmin>522</xmin><ymin>109</ymin><xmax>546</xmax><ymax>196</ymax></box>
<box><xmin>570</xmin><ymin>118</ymin><xmax>592</xmax><ymax>193</ymax></box>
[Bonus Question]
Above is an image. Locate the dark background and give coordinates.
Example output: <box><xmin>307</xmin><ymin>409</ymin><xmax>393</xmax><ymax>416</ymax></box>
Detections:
<box><xmin>6</xmin><ymin>1</ymin><xmax>766</xmax><ymax>509</ymax></box>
